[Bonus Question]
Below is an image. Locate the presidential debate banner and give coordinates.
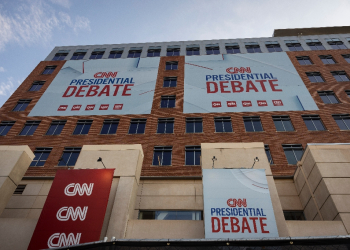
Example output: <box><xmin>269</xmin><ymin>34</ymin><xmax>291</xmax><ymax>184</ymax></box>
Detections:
<box><xmin>28</xmin><ymin>57</ymin><xmax>160</xmax><ymax>116</ymax></box>
<box><xmin>203</xmin><ymin>169</ymin><xmax>279</xmax><ymax>238</ymax></box>
<box><xmin>28</xmin><ymin>169</ymin><xmax>114</xmax><ymax>250</ymax></box>
<box><xmin>184</xmin><ymin>53</ymin><xmax>318</xmax><ymax>113</ymax></box>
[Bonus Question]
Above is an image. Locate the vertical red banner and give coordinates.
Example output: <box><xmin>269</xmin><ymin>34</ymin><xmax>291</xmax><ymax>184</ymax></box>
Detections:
<box><xmin>28</xmin><ymin>169</ymin><xmax>114</xmax><ymax>250</ymax></box>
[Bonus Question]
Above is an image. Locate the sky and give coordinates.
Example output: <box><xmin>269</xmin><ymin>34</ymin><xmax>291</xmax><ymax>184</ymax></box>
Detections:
<box><xmin>0</xmin><ymin>0</ymin><xmax>350</xmax><ymax>107</ymax></box>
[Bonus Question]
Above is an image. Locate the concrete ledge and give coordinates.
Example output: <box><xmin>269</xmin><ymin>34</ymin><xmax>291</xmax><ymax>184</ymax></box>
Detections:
<box><xmin>286</xmin><ymin>221</ymin><xmax>347</xmax><ymax>237</ymax></box>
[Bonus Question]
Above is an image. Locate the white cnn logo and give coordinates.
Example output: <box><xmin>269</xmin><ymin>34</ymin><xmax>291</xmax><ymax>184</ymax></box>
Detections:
<box><xmin>47</xmin><ymin>233</ymin><xmax>81</xmax><ymax>248</ymax></box>
<box><xmin>56</xmin><ymin>206</ymin><xmax>88</xmax><ymax>221</ymax></box>
<box><xmin>64</xmin><ymin>183</ymin><xmax>94</xmax><ymax>196</ymax></box>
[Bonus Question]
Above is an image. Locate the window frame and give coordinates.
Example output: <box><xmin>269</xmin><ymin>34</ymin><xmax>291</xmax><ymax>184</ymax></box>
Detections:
<box><xmin>306</xmin><ymin>40</ymin><xmax>326</xmax><ymax>51</ymax></box>
<box><xmin>30</xmin><ymin>147</ymin><xmax>52</xmax><ymax>167</ymax></box>
<box><xmin>152</xmin><ymin>146</ymin><xmax>172</xmax><ymax>166</ymax></box>
<box><xmin>89</xmin><ymin>51</ymin><xmax>105</xmax><ymax>59</ymax></box>
<box><xmin>282</xmin><ymin>144</ymin><xmax>304</xmax><ymax>165</ymax></box>
<box><xmin>186</xmin><ymin>45</ymin><xmax>200</xmax><ymax>56</ymax></box>
<box><xmin>265</xmin><ymin>41</ymin><xmax>282</xmax><ymax>52</ymax></box>
<box><xmin>264</xmin><ymin>145</ymin><xmax>274</xmax><ymax>164</ymax></box>
<box><xmin>13</xmin><ymin>99</ymin><xmax>31</xmax><ymax>112</ymax></box>
<box><xmin>331</xmin><ymin>71</ymin><xmax>350</xmax><ymax>82</ymax></box>
<box><xmin>166</xmin><ymin>46</ymin><xmax>180</xmax><ymax>56</ymax></box>
<box><xmin>71</xmin><ymin>52</ymin><xmax>86</xmax><ymax>60</ymax></box>
<box><xmin>52</xmin><ymin>52</ymin><xmax>68</xmax><ymax>61</ymax></box>
<box><xmin>100</xmin><ymin>119</ymin><xmax>119</xmax><ymax>135</ymax></box>
<box><xmin>109</xmin><ymin>48</ymin><xmax>124</xmax><ymax>59</ymax></box>
<box><xmin>214</xmin><ymin>117</ymin><xmax>233</xmax><ymax>133</ymax></box>
<box><xmin>243</xmin><ymin>116</ymin><xmax>264</xmax><ymax>132</ymax></box>
<box><xmin>165</xmin><ymin>61</ymin><xmax>178</xmax><ymax>70</ymax></box>
<box><xmin>58</xmin><ymin>147</ymin><xmax>81</xmax><ymax>166</ymax></box>
<box><xmin>42</xmin><ymin>66</ymin><xmax>57</xmax><ymax>75</ymax></box>
<box><xmin>206</xmin><ymin>45</ymin><xmax>220</xmax><ymax>55</ymax></box>
<box><xmin>285</xmin><ymin>40</ymin><xmax>304</xmax><ymax>51</ymax></box>
<box><xmin>318</xmin><ymin>91</ymin><xmax>339</xmax><ymax>104</ymax></box>
<box><xmin>0</xmin><ymin>121</ymin><xmax>15</xmax><ymax>136</ymax></box>
<box><xmin>296</xmin><ymin>56</ymin><xmax>312</xmax><ymax>65</ymax></box>
<box><xmin>185</xmin><ymin>117</ymin><xmax>203</xmax><ymax>133</ymax></box>
<box><xmin>245</xmin><ymin>42</ymin><xmax>262</xmax><ymax>53</ymax></box>
<box><xmin>147</xmin><ymin>48</ymin><xmax>161</xmax><ymax>57</ymax></box>
<box><xmin>73</xmin><ymin>120</ymin><xmax>93</xmax><ymax>135</ymax></box>
<box><xmin>306</xmin><ymin>72</ymin><xmax>324</xmax><ymax>83</ymax></box>
<box><xmin>46</xmin><ymin>120</ymin><xmax>66</xmax><ymax>135</ymax></box>
<box><xmin>29</xmin><ymin>81</ymin><xmax>45</xmax><ymax>91</ymax></box>
<box><xmin>19</xmin><ymin>120</ymin><xmax>41</xmax><ymax>136</ymax></box>
<box><xmin>342</xmin><ymin>54</ymin><xmax>350</xmax><ymax>63</ymax></box>
<box><xmin>333</xmin><ymin>114</ymin><xmax>350</xmax><ymax>130</ymax></box>
<box><xmin>128</xmin><ymin>119</ymin><xmax>147</xmax><ymax>134</ymax></box>
<box><xmin>319</xmin><ymin>55</ymin><xmax>336</xmax><ymax>64</ymax></box>
<box><xmin>163</xmin><ymin>77</ymin><xmax>177</xmax><ymax>87</ymax></box>
<box><xmin>272</xmin><ymin>115</ymin><xmax>294</xmax><ymax>132</ymax></box>
<box><xmin>302</xmin><ymin>115</ymin><xmax>326</xmax><ymax>131</ymax></box>
<box><xmin>157</xmin><ymin>118</ymin><xmax>174</xmax><ymax>134</ymax></box>
<box><xmin>160</xmin><ymin>95</ymin><xmax>176</xmax><ymax>108</ymax></box>
<box><xmin>139</xmin><ymin>210</ymin><xmax>202</xmax><ymax>220</ymax></box>
<box><xmin>185</xmin><ymin>145</ymin><xmax>201</xmax><ymax>166</ymax></box>
<box><xmin>127</xmin><ymin>49</ymin><xmax>142</xmax><ymax>58</ymax></box>
<box><xmin>284</xmin><ymin>211</ymin><xmax>306</xmax><ymax>220</ymax></box>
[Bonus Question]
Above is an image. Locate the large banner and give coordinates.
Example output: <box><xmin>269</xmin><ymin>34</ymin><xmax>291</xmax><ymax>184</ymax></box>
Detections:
<box><xmin>28</xmin><ymin>169</ymin><xmax>114</xmax><ymax>249</ymax></box>
<box><xmin>203</xmin><ymin>169</ymin><xmax>279</xmax><ymax>238</ymax></box>
<box><xmin>28</xmin><ymin>58</ymin><xmax>160</xmax><ymax>116</ymax></box>
<box><xmin>184</xmin><ymin>53</ymin><xmax>318</xmax><ymax>113</ymax></box>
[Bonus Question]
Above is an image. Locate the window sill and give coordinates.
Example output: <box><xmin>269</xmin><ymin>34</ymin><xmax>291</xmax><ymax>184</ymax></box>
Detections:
<box><xmin>98</xmin><ymin>133</ymin><xmax>117</xmax><ymax>135</ymax></box>
<box><xmin>151</xmin><ymin>165</ymin><xmax>172</xmax><ymax>167</ymax></box>
<box><xmin>245</xmin><ymin>131</ymin><xmax>265</xmax><ymax>133</ymax></box>
<box><xmin>156</xmin><ymin>133</ymin><xmax>174</xmax><ymax>134</ymax></box>
<box><xmin>214</xmin><ymin>132</ymin><xmax>234</xmax><ymax>133</ymax></box>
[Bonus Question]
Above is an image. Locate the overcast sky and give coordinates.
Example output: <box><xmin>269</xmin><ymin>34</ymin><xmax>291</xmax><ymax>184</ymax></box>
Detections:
<box><xmin>0</xmin><ymin>0</ymin><xmax>350</xmax><ymax>107</ymax></box>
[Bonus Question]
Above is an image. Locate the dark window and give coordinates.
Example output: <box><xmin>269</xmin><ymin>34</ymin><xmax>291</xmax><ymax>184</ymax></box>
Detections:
<box><xmin>185</xmin><ymin>146</ymin><xmax>201</xmax><ymax>165</ymax></box>
<box><xmin>225</xmin><ymin>43</ymin><xmax>240</xmax><ymax>54</ymax></box>
<box><xmin>73</xmin><ymin>120</ymin><xmax>92</xmax><ymax>135</ymax></box>
<box><xmin>265</xmin><ymin>41</ymin><xmax>282</xmax><ymax>52</ymax></box>
<box><xmin>157</xmin><ymin>118</ymin><xmax>174</xmax><ymax>133</ymax></box>
<box><xmin>58</xmin><ymin>147</ymin><xmax>81</xmax><ymax>166</ymax></box>
<box><xmin>285</xmin><ymin>40</ymin><xmax>304</xmax><ymax>51</ymax></box>
<box><xmin>29</xmin><ymin>81</ymin><xmax>45</xmax><ymax>91</ymax></box>
<box><xmin>186</xmin><ymin>118</ymin><xmax>202</xmax><ymax>133</ymax></box>
<box><xmin>13</xmin><ymin>99</ymin><xmax>31</xmax><ymax>111</ymax></box>
<box><xmin>296</xmin><ymin>56</ymin><xmax>312</xmax><ymax>65</ymax></box>
<box><xmin>109</xmin><ymin>48</ymin><xmax>123</xmax><ymax>59</ymax></box>
<box><xmin>265</xmin><ymin>145</ymin><xmax>274</xmax><ymax>164</ymax></box>
<box><xmin>319</xmin><ymin>55</ymin><xmax>336</xmax><ymax>64</ymax></box>
<box><xmin>128</xmin><ymin>48</ymin><xmax>142</xmax><ymax>58</ymax></box>
<box><xmin>100</xmin><ymin>119</ymin><xmax>119</xmax><ymax>134</ymax></box>
<box><xmin>318</xmin><ymin>91</ymin><xmax>339</xmax><ymax>104</ymax></box>
<box><xmin>19</xmin><ymin>121</ymin><xmax>40</xmax><ymax>136</ymax></box>
<box><xmin>167</xmin><ymin>46</ymin><xmax>180</xmax><ymax>56</ymax></box>
<box><xmin>302</xmin><ymin>115</ymin><xmax>325</xmax><ymax>131</ymax></box>
<box><xmin>46</xmin><ymin>120</ymin><xmax>66</xmax><ymax>135</ymax></box>
<box><xmin>71</xmin><ymin>51</ymin><xmax>86</xmax><ymax>60</ymax></box>
<box><xmin>342</xmin><ymin>54</ymin><xmax>350</xmax><ymax>63</ymax></box>
<box><xmin>346</xmin><ymin>90</ymin><xmax>350</xmax><ymax>98</ymax></box>
<box><xmin>245</xmin><ymin>42</ymin><xmax>261</xmax><ymax>53</ymax></box>
<box><xmin>186</xmin><ymin>45</ymin><xmax>200</xmax><ymax>56</ymax></box>
<box><xmin>243</xmin><ymin>116</ymin><xmax>263</xmax><ymax>132</ymax></box>
<box><xmin>165</xmin><ymin>61</ymin><xmax>178</xmax><ymax>70</ymax></box>
<box><xmin>306</xmin><ymin>72</ymin><xmax>324</xmax><ymax>83</ymax></box>
<box><xmin>52</xmin><ymin>52</ymin><xmax>68</xmax><ymax>61</ymax></box>
<box><xmin>332</xmin><ymin>71</ymin><xmax>350</xmax><ymax>82</ymax></box>
<box><xmin>152</xmin><ymin>146</ymin><xmax>172</xmax><ymax>166</ymax></box>
<box><xmin>283</xmin><ymin>144</ymin><xmax>303</xmax><ymax>165</ymax></box>
<box><xmin>163</xmin><ymin>77</ymin><xmax>177</xmax><ymax>87</ymax></box>
<box><xmin>161</xmin><ymin>95</ymin><xmax>176</xmax><ymax>108</ymax></box>
<box><xmin>214</xmin><ymin>117</ymin><xmax>233</xmax><ymax>132</ymax></box>
<box><xmin>306</xmin><ymin>39</ymin><xmax>325</xmax><ymax>50</ymax></box>
<box><xmin>206</xmin><ymin>45</ymin><xmax>220</xmax><ymax>55</ymax></box>
<box><xmin>333</xmin><ymin>114</ymin><xmax>350</xmax><ymax>130</ymax></box>
<box><xmin>147</xmin><ymin>47</ymin><xmax>161</xmax><ymax>57</ymax></box>
<box><xmin>284</xmin><ymin>211</ymin><xmax>305</xmax><ymax>220</ymax></box>
<box><xmin>89</xmin><ymin>49</ymin><xmax>105</xmax><ymax>59</ymax></box>
<box><xmin>139</xmin><ymin>210</ymin><xmax>202</xmax><ymax>220</ymax></box>
<box><xmin>42</xmin><ymin>66</ymin><xmax>56</xmax><ymax>75</ymax></box>
<box><xmin>14</xmin><ymin>185</ymin><xmax>26</xmax><ymax>195</ymax></box>
<box><xmin>326</xmin><ymin>38</ymin><xmax>347</xmax><ymax>50</ymax></box>
<box><xmin>129</xmin><ymin>119</ymin><xmax>146</xmax><ymax>134</ymax></box>
<box><xmin>272</xmin><ymin>116</ymin><xmax>294</xmax><ymax>131</ymax></box>
<box><xmin>30</xmin><ymin>147</ymin><xmax>52</xmax><ymax>167</ymax></box>
<box><xmin>0</xmin><ymin>121</ymin><xmax>15</xmax><ymax>136</ymax></box>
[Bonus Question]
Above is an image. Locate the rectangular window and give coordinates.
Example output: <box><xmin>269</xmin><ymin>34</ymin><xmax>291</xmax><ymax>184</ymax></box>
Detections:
<box><xmin>73</xmin><ymin>120</ymin><xmax>92</xmax><ymax>135</ymax></box>
<box><xmin>147</xmin><ymin>46</ymin><xmax>161</xmax><ymax>57</ymax></box>
<box><xmin>186</xmin><ymin>117</ymin><xmax>202</xmax><ymax>133</ymax></box>
<box><xmin>163</xmin><ymin>77</ymin><xmax>177</xmax><ymax>87</ymax></box>
<box><xmin>285</xmin><ymin>40</ymin><xmax>304</xmax><ymax>51</ymax></box>
<box><xmin>109</xmin><ymin>48</ymin><xmax>123</xmax><ymax>59</ymax></box>
<box><xmin>265</xmin><ymin>41</ymin><xmax>282</xmax><ymax>52</ymax></box>
<box><xmin>165</xmin><ymin>61</ymin><xmax>178</xmax><ymax>70</ymax></box>
<box><xmin>296</xmin><ymin>56</ymin><xmax>312</xmax><ymax>65</ymax></box>
<box><xmin>42</xmin><ymin>66</ymin><xmax>56</xmax><ymax>75</ymax></box>
<box><xmin>214</xmin><ymin>117</ymin><xmax>233</xmax><ymax>132</ymax></box>
<box><xmin>152</xmin><ymin>146</ymin><xmax>172</xmax><ymax>166</ymax></box>
<box><xmin>346</xmin><ymin>90</ymin><xmax>350</xmax><ymax>98</ymax></box>
<box><xmin>272</xmin><ymin>116</ymin><xmax>294</xmax><ymax>131</ymax></box>
<box><xmin>58</xmin><ymin>147</ymin><xmax>81</xmax><ymax>166</ymax></box>
<box><xmin>19</xmin><ymin>120</ymin><xmax>40</xmax><ymax>136</ymax></box>
<box><xmin>0</xmin><ymin>121</ymin><xmax>15</xmax><ymax>136</ymax></box>
<box><xmin>30</xmin><ymin>147</ymin><xmax>52</xmax><ymax>167</ymax></box>
<box><xmin>14</xmin><ymin>185</ymin><xmax>26</xmax><ymax>195</ymax></box>
<box><xmin>157</xmin><ymin>118</ymin><xmax>174</xmax><ymax>133</ymax></box>
<box><xmin>225</xmin><ymin>43</ymin><xmax>240</xmax><ymax>54</ymax></box>
<box><xmin>129</xmin><ymin>119</ymin><xmax>146</xmax><ymax>134</ymax></box>
<box><xmin>326</xmin><ymin>38</ymin><xmax>347</xmax><ymax>50</ymax></box>
<box><xmin>319</xmin><ymin>55</ymin><xmax>336</xmax><ymax>64</ymax></box>
<box><xmin>342</xmin><ymin>54</ymin><xmax>350</xmax><ymax>63</ymax></box>
<box><xmin>283</xmin><ymin>144</ymin><xmax>303</xmax><ymax>165</ymax></box>
<box><xmin>333</xmin><ymin>114</ymin><xmax>350</xmax><ymax>130</ymax></box>
<box><xmin>139</xmin><ymin>210</ymin><xmax>202</xmax><ymax>220</ymax></box>
<box><xmin>71</xmin><ymin>49</ymin><xmax>87</xmax><ymax>60</ymax></box>
<box><xmin>167</xmin><ymin>45</ymin><xmax>180</xmax><ymax>56</ymax></box>
<box><xmin>206</xmin><ymin>44</ymin><xmax>220</xmax><ymax>55</ymax></box>
<box><xmin>306</xmin><ymin>39</ymin><xmax>325</xmax><ymax>50</ymax></box>
<box><xmin>128</xmin><ymin>47</ymin><xmax>142</xmax><ymax>58</ymax></box>
<box><xmin>243</xmin><ymin>116</ymin><xmax>263</xmax><ymax>132</ymax></box>
<box><xmin>284</xmin><ymin>211</ymin><xmax>305</xmax><ymax>220</ymax></box>
<box><xmin>186</xmin><ymin>45</ymin><xmax>200</xmax><ymax>56</ymax></box>
<box><xmin>332</xmin><ymin>71</ymin><xmax>350</xmax><ymax>82</ymax></box>
<box><xmin>161</xmin><ymin>95</ymin><xmax>176</xmax><ymax>108</ymax></box>
<box><xmin>29</xmin><ymin>81</ymin><xmax>45</xmax><ymax>91</ymax></box>
<box><xmin>302</xmin><ymin>115</ymin><xmax>325</xmax><ymax>131</ymax></box>
<box><xmin>318</xmin><ymin>91</ymin><xmax>339</xmax><ymax>104</ymax></box>
<box><xmin>185</xmin><ymin>146</ymin><xmax>201</xmax><ymax>165</ymax></box>
<box><xmin>100</xmin><ymin>119</ymin><xmax>119</xmax><ymax>134</ymax></box>
<box><xmin>52</xmin><ymin>50</ymin><xmax>69</xmax><ymax>61</ymax></box>
<box><xmin>89</xmin><ymin>48</ymin><xmax>105</xmax><ymax>59</ymax></box>
<box><xmin>46</xmin><ymin>120</ymin><xmax>66</xmax><ymax>135</ymax></box>
<box><xmin>13</xmin><ymin>99</ymin><xmax>31</xmax><ymax>111</ymax></box>
<box><xmin>265</xmin><ymin>145</ymin><xmax>274</xmax><ymax>164</ymax></box>
<box><xmin>306</xmin><ymin>72</ymin><xmax>324</xmax><ymax>83</ymax></box>
<box><xmin>245</xmin><ymin>42</ymin><xmax>261</xmax><ymax>53</ymax></box>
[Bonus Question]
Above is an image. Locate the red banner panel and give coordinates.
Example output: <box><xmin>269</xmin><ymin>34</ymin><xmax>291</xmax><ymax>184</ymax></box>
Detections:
<box><xmin>28</xmin><ymin>169</ymin><xmax>114</xmax><ymax>250</ymax></box>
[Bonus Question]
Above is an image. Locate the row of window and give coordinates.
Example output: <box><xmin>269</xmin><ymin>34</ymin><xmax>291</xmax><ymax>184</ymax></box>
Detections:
<box><xmin>306</xmin><ymin>71</ymin><xmax>350</xmax><ymax>82</ymax></box>
<box><xmin>297</xmin><ymin>54</ymin><xmax>350</xmax><ymax>65</ymax></box>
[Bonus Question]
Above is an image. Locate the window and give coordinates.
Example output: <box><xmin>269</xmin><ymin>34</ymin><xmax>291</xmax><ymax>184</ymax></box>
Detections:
<box><xmin>302</xmin><ymin>115</ymin><xmax>325</xmax><ymax>131</ymax></box>
<box><xmin>73</xmin><ymin>120</ymin><xmax>92</xmax><ymax>135</ymax></box>
<box><xmin>161</xmin><ymin>95</ymin><xmax>176</xmax><ymax>108</ymax></box>
<box><xmin>13</xmin><ymin>99</ymin><xmax>31</xmax><ymax>111</ymax></box>
<box><xmin>29</xmin><ymin>81</ymin><xmax>45</xmax><ymax>91</ymax></box>
<box><xmin>163</xmin><ymin>77</ymin><xmax>177</xmax><ymax>87</ymax></box>
<box><xmin>272</xmin><ymin>116</ymin><xmax>294</xmax><ymax>131</ymax></box>
<box><xmin>284</xmin><ymin>211</ymin><xmax>305</xmax><ymax>220</ymax></box>
<box><xmin>109</xmin><ymin>48</ymin><xmax>123</xmax><ymax>59</ymax></box>
<box><xmin>167</xmin><ymin>45</ymin><xmax>180</xmax><ymax>56</ymax></box>
<box><xmin>245</xmin><ymin>42</ymin><xmax>261</xmax><ymax>53</ymax></box>
<box><xmin>185</xmin><ymin>146</ymin><xmax>201</xmax><ymax>165</ymax></box>
<box><xmin>14</xmin><ymin>185</ymin><xmax>26</xmax><ymax>195</ymax></box>
<box><xmin>296</xmin><ymin>56</ymin><xmax>312</xmax><ymax>65</ymax></box>
<box><xmin>152</xmin><ymin>146</ymin><xmax>172</xmax><ymax>166</ymax></box>
<box><xmin>147</xmin><ymin>46</ymin><xmax>161</xmax><ymax>57</ymax></box>
<box><xmin>58</xmin><ymin>147</ymin><xmax>81</xmax><ymax>166</ymax></box>
<box><xmin>306</xmin><ymin>72</ymin><xmax>324</xmax><ymax>82</ymax></box>
<box><xmin>243</xmin><ymin>116</ymin><xmax>263</xmax><ymax>132</ymax></box>
<box><xmin>319</xmin><ymin>55</ymin><xmax>336</xmax><ymax>64</ymax></box>
<box><xmin>0</xmin><ymin>121</ymin><xmax>15</xmax><ymax>136</ymax></box>
<box><xmin>128</xmin><ymin>47</ymin><xmax>142</xmax><ymax>58</ymax></box>
<box><xmin>332</xmin><ymin>71</ymin><xmax>350</xmax><ymax>82</ymax></box>
<box><xmin>305</xmin><ymin>39</ymin><xmax>325</xmax><ymax>50</ymax></box>
<box><xmin>100</xmin><ymin>119</ymin><xmax>119</xmax><ymax>134</ymax></box>
<box><xmin>52</xmin><ymin>50</ymin><xmax>69</xmax><ymax>61</ymax></box>
<box><xmin>342</xmin><ymin>54</ymin><xmax>350</xmax><ymax>63</ymax></box>
<box><xmin>265</xmin><ymin>41</ymin><xmax>282</xmax><ymax>52</ymax></box>
<box><xmin>19</xmin><ymin>121</ymin><xmax>40</xmax><ymax>136</ymax></box>
<box><xmin>89</xmin><ymin>48</ymin><xmax>105</xmax><ymax>59</ymax></box>
<box><xmin>283</xmin><ymin>144</ymin><xmax>303</xmax><ymax>165</ymax></box>
<box><xmin>333</xmin><ymin>114</ymin><xmax>350</xmax><ymax>130</ymax></box>
<box><xmin>186</xmin><ymin>117</ymin><xmax>202</xmax><ymax>133</ymax></box>
<box><xmin>214</xmin><ymin>117</ymin><xmax>233</xmax><ymax>132</ymax></box>
<box><xmin>157</xmin><ymin>118</ymin><xmax>174</xmax><ymax>133</ymax></box>
<box><xmin>318</xmin><ymin>91</ymin><xmax>339</xmax><ymax>104</ymax></box>
<box><xmin>71</xmin><ymin>49</ymin><xmax>87</xmax><ymax>60</ymax></box>
<box><xmin>225</xmin><ymin>43</ymin><xmax>240</xmax><ymax>54</ymax></box>
<box><xmin>139</xmin><ymin>210</ymin><xmax>202</xmax><ymax>220</ymax></box>
<box><xmin>206</xmin><ymin>44</ymin><xmax>220</xmax><ymax>55</ymax></box>
<box><xmin>30</xmin><ymin>147</ymin><xmax>52</xmax><ymax>167</ymax></box>
<box><xmin>165</xmin><ymin>61</ymin><xmax>178</xmax><ymax>70</ymax></box>
<box><xmin>326</xmin><ymin>38</ymin><xmax>347</xmax><ymax>50</ymax></box>
<box><xmin>346</xmin><ymin>90</ymin><xmax>350</xmax><ymax>98</ymax></box>
<box><xmin>46</xmin><ymin>120</ymin><xmax>66</xmax><ymax>135</ymax></box>
<box><xmin>129</xmin><ymin>119</ymin><xmax>146</xmax><ymax>134</ymax></box>
<box><xmin>265</xmin><ymin>145</ymin><xmax>274</xmax><ymax>164</ymax></box>
<box><xmin>186</xmin><ymin>45</ymin><xmax>200</xmax><ymax>56</ymax></box>
<box><xmin>42</xmin><ymin>66</ymin><xmax>56</xmax><ymax>75</ymax></box>
<box><xmin>285</xmin><ymin>40</ymin><xmax>304</xmax><ymax>51</ymax></box>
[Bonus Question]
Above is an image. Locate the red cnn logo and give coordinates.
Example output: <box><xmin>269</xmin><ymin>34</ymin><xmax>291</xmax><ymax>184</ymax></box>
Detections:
<box><xmin>93</xmin><ymin>72</ymin><xmax>118</xmax><ymax>78</ymax></box>
<box><xmin>227</xmin><ymin>101</ymin><xmax>237</xmax><ymax>107</ymax></box>
<box><xmin>113</xmin><ymin>104</ymin><xmax>123</xmax><ymax>110</ymax></box>
<box><xmin>212</xmin><ymin>101</ymin><xmax>222</xmax><ymax>108</ymax></box>
<box><xmin>58</xmin><ymin>105</ymin><xmax>68</xmax><ymax>111</ymax></box>
<box><xmin>71</xmin><ymin>105</ymin><xmax>82</xmax><ymax>111</ymax></box>
<box><xmin>242</xmin><ymin>101</ymin><xmax>252</xmax><ymax>107</ymax></box>
<box><xmin>99</xmin><ymin>104</ymin><xmax>109</xmax><ymax>110</ymax></box>
<box><xmin>272</xmin><ymin>100</ymin><xmax>283</xmax><ymax>106</ymax></box>
<box><xmin>257</xmin><ymin>100</ymin><xmax>268</xmax><ymax>106</ymax></box>
<box><xmin>226</xmin><ymin>67</ymin><xmax>251</xmax><ymax>74</ymax></box>
<box><xmin>227</xmin><ymin>198</ymin><xmax>247</xmax><ymax>207</ymax></box>
<box><xmin>85</xmin><ymin>105</ymin><xmax>95</xmax><ymax>111</ymax></box>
